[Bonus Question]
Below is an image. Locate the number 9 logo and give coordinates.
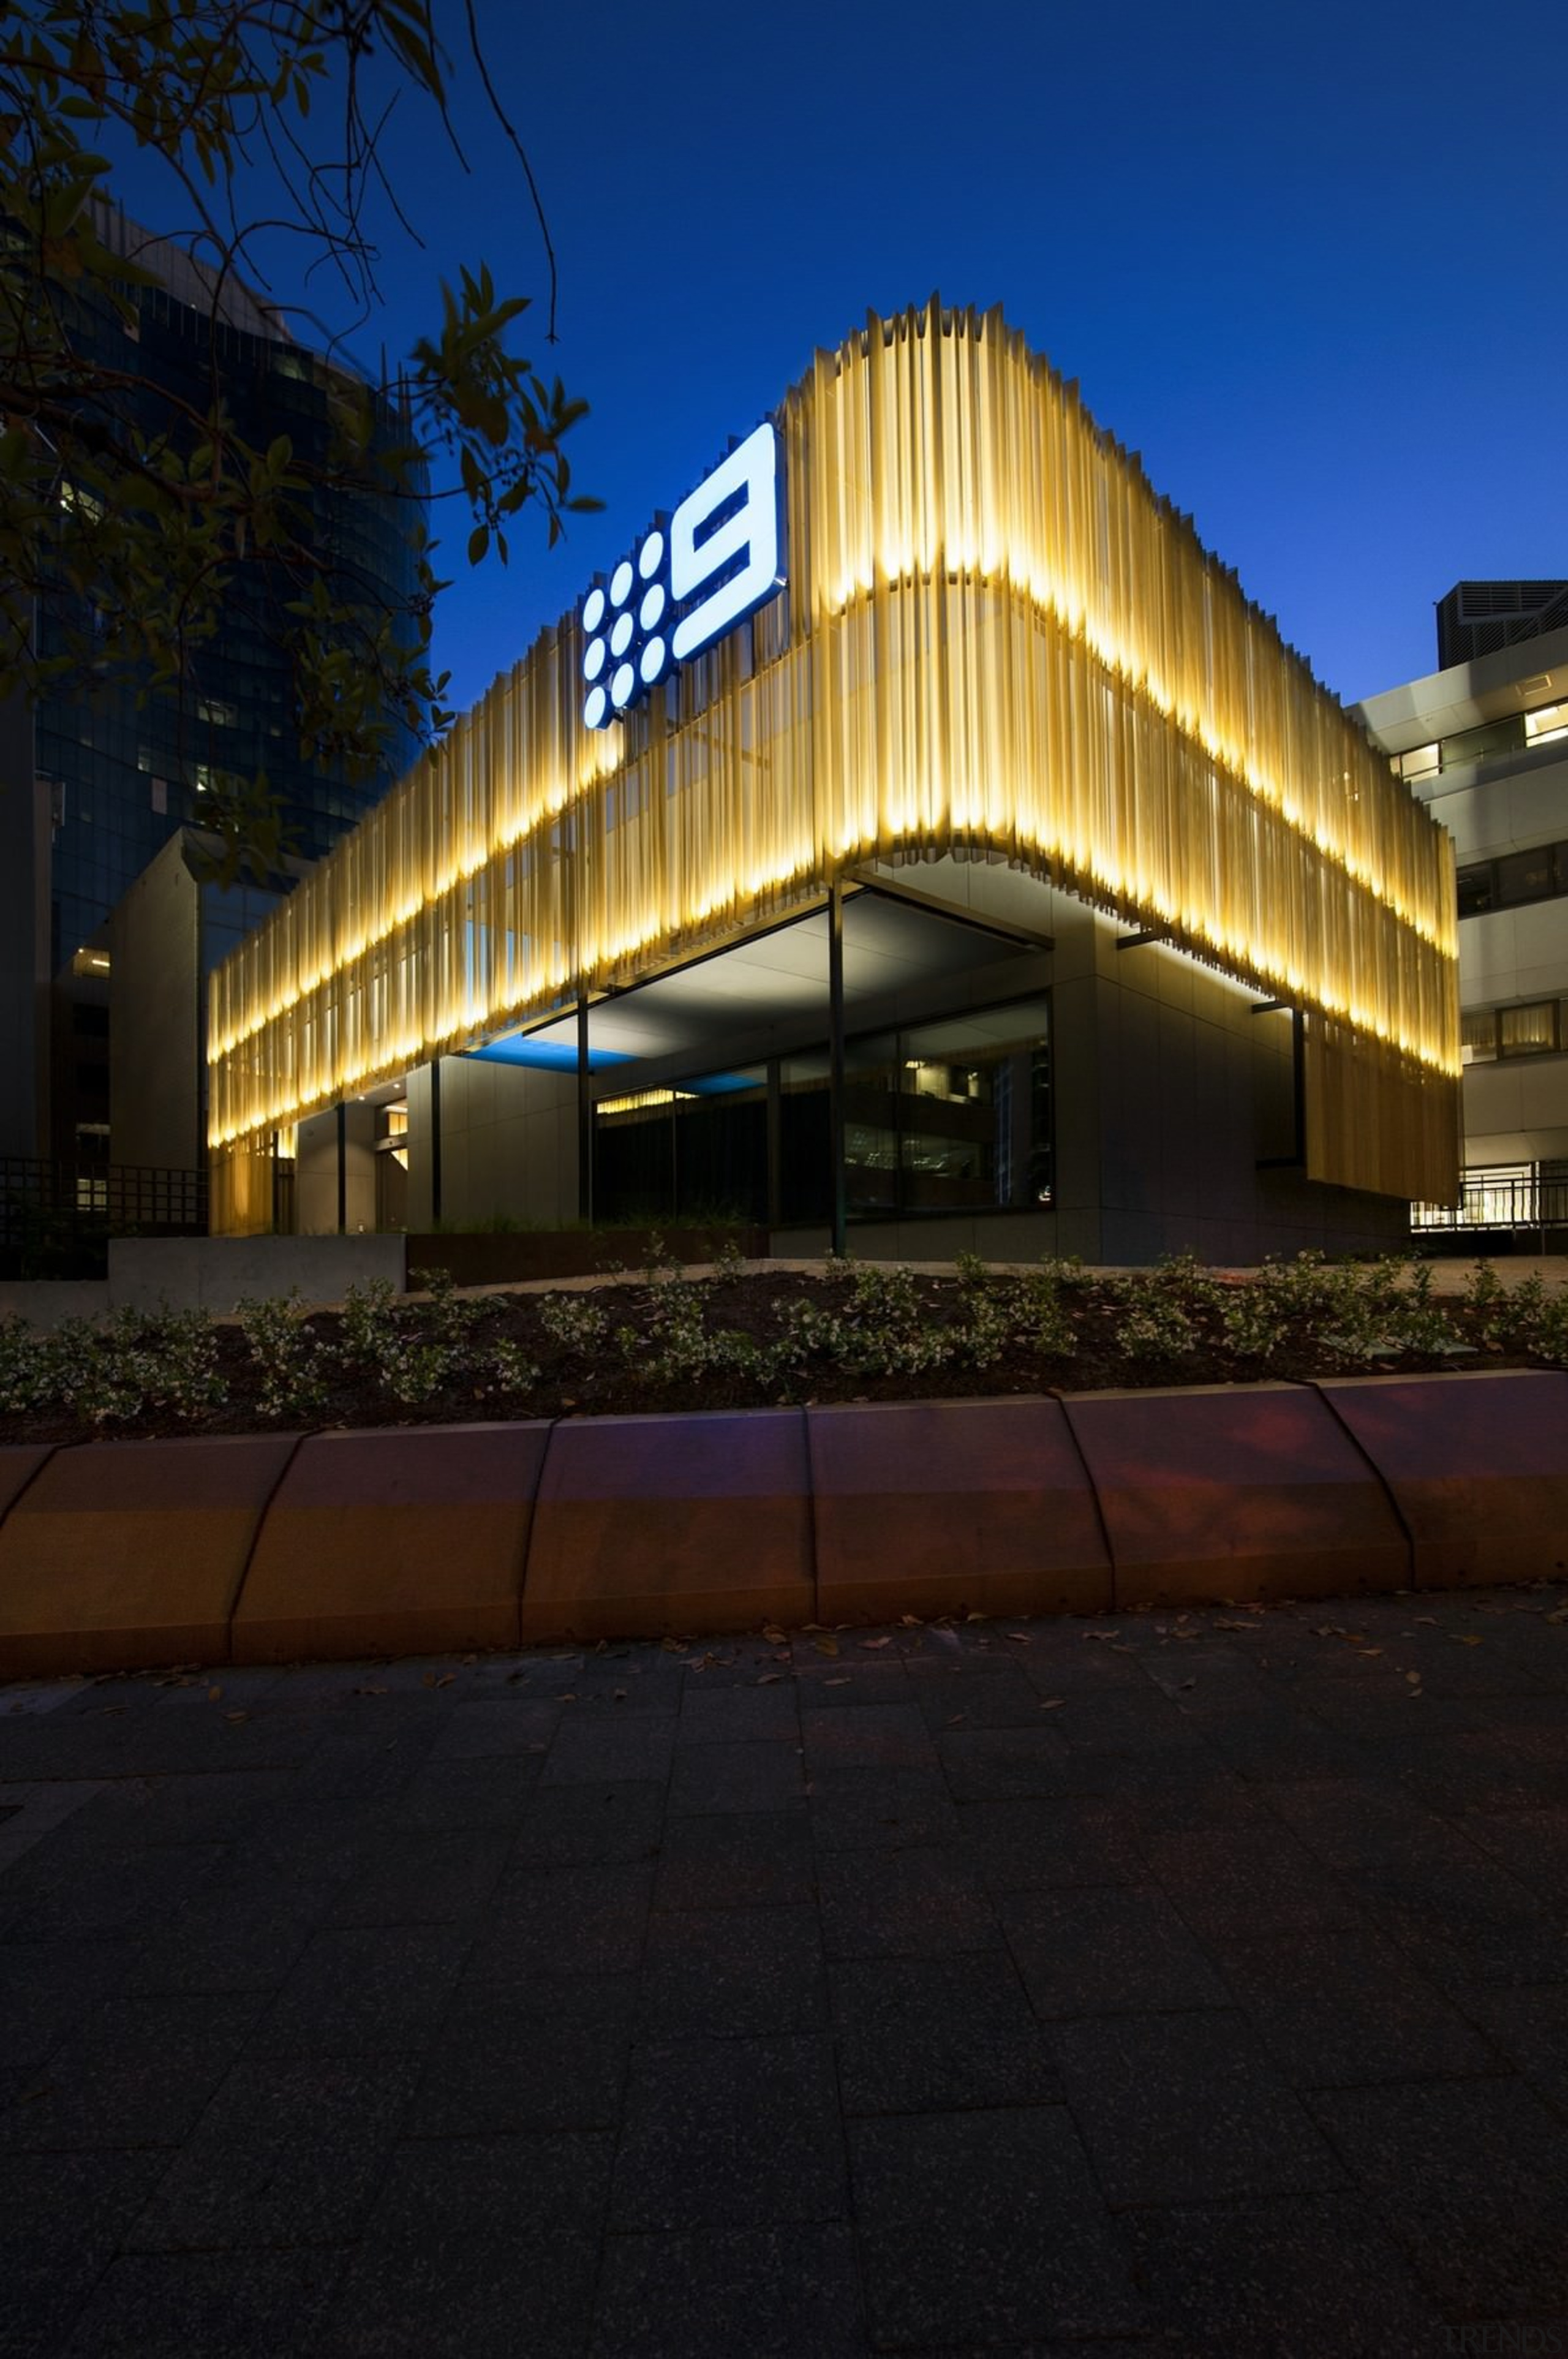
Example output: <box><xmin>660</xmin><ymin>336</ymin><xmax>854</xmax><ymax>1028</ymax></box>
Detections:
<box><xmin>580</xmin><ymin>422</ymin><xmax>785</xmax><ymax>729</ymax></box>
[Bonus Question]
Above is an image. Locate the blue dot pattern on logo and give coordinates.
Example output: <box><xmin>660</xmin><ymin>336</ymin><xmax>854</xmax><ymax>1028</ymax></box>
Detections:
<box><xmin>581</xmin><ymin>527</ymin><xmax>670</xmax><ymax>730</ymax></box>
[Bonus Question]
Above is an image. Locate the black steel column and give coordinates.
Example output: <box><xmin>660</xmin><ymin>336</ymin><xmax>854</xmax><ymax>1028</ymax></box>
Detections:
<box><xmin>429</xmin><ymin>1059</ymin><xmax>442</xmax><ymax>1225</ymax></box>
<box><xmin>766</xmin><ymin>1055</ymin><xmax>783</xmax><ymax>1232</ymax></box>
<box><xmin>577</xmin><ymin>991</ymin><xmax>594</xmax><ymax>1225</ymax></box>
<box><xmin>828</xmin><ymin>880</ymin><xmax>846</xmax><ymax>1258</ymax></box>
<box><xmin>335</xmin><ymin>1101</ymin><xmax>347</xmax><ymax>1234</ymax></box>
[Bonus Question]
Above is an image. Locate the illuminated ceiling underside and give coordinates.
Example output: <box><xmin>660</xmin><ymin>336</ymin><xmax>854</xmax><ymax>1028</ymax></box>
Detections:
<box><xmin>208</xmin><ymin>300</ymin><xmax>1460</xmax><ymax>1225</ymax></box>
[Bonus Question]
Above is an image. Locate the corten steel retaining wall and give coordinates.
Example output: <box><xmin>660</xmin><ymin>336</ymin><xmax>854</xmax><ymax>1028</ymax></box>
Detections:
<box><xmin>0</xmin><ymin>1371</ymin><xmax>1564</xmax><ymax>1678</ymax></box>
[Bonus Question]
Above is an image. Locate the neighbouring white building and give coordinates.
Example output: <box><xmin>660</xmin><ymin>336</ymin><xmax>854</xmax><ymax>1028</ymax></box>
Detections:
<box><xmin>1358</xmin><ymin>587</ymin><xmax>1568</xmax><ymax>1248</ymax></box>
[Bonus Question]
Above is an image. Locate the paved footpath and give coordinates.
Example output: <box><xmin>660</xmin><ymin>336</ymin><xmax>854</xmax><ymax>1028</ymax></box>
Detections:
<box><xmin>3</xmin><ymin>1587</ymin><xmax>1568</xmax><ymax>2357</ymax></box>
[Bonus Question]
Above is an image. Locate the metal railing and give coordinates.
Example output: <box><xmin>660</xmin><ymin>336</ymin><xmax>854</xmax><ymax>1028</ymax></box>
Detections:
<box><xmin>1412</xmin><ymin>1166</ymin><xmax>1568</xmax><ymax>1235</ymax></box>
<box><xmin>0</xmin><ymin>1157</ymin><xmax>208</xmax><ymax>1275</ymax></box>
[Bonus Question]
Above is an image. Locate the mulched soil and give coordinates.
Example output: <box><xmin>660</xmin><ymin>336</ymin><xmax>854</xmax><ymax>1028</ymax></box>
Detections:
<box><xmin>1</xmin><ymin>1263</ymin><xmax>1556</xmax><ymax>1449</ymax></box>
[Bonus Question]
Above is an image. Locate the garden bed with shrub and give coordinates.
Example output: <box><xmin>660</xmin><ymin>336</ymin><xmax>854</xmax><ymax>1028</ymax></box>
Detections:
<box><xmin>2</xmin><ymin>1251</ymin><xmax>1566</xmax><ymax>1448</ymax></box>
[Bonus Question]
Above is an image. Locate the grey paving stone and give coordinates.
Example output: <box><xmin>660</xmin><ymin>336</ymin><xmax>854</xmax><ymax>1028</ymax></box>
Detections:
<box><xmin>427</xmin><ymin>1698</ymin><xmax>561</xmax><ymax>1757</ymax></box>
<box><xmin>0</xmin><ymin>1992</ymin><xmax>265</xmax><ymax>2151</ymax></box>
<box><xmin>0</xmin><ymin>2240</ymin><xmax>119</xmax><ymax>2359</ymax></box>
<box><xmin>1139</xmin><ymin>1823</ymin><xmax>1366</xmax><ymax>1942</ymax></box>
<box><xmin>668</xmin><ymin>1740</ymin><xmax>806</xmax><ymax>1816</ymax></box>
<box><xmin>18</xmin><ymin>1770</ymin><xmax>294</xmax><ymax>1855</ymax></box>
<box><xmin>911</xmin><ymin>1664</ymin><xmax>1052</xmax><ymax>1731</ymax></box>
<box><xmin>801</xmin><ymin>1704</ymin><xmax>938</xmax><ymax>1771</ymax></box>
<box><xmin>1116</xmin><ymin>1764</ymin><xmax>1275</xmax><ymax>1834</ymax></box>
<box><xmin>409</xmin><ymin>2009</ymin><xmax>628</xmax><ymax>2136</ymax></box>
<box><xmin>1052</xmin><ymin>1689</ymin><xmax>1216</xmax><ymax>1759</ymax></box>
<box><xmin>1464</xmin><ymin>1805</ymin><xmax>1568</xmax><ymax>1904</ymax></box>
<box><xmin>508</xmin><ymin>1779</ymin><xmax>665</xmax><ymax>1866</ymax></box>
<box><xmin>292</xmin><ymin>1719</ymin><xmax>443</xmax><ymax>1800</ymax></box>
<box><xmin>831</xmin><ymin>1950</ymin><xmax>1062</xmax><ymax>2115</ymax></box>
<box><xmin>935</xmin><ymin>1723</ymin><xmax>1076</xmax><ymax>1800</ymax></box>
<box><xmin>116</xmin><ymin>1887</ymin><xmax>330</xmax><ymax>1998</ymax></box>
<box><xmin>0</xmin><ymin>2143</ymin><xmax>172</xmax><ymax>2246</ymax></box>
<box><xmin>562</xmin><ymin>1663</ymin><xmax>684</xmax><ymax>1713</ymax></box>
<box><xmin>247</xmin><ymin>1922</ymin><xmax>470</xmax><ymax>2058</ymax></box>
<box><xmin>1052</xmin><ymin>2010</ymin><xmax>1346</xmax><ymax>2208</ymax></box>
<box><xmin>1001</xmin><ymin>1884</ymin><xmax>1231</xmax><ymax>2018</ymax></box>
<box><xmin>212</xmin><ymin>1793</ymin><xmax>397</xmax><ymax>1887</ymax></box>
<box><xmin>1121</xmin><ymin>2190</ymin><xmax>1441</xmax><ymax>2356</ymax></box>
<box><xmin>1265</xmin><ymin>1776</ymin><xmax>1491</xmax><ymax>1869</ymax></box>
<box><xmin>788</xmin><ymin>1657</ymin><xmax>913</xmax><ymax>1706</ymax></box>
<box><xmin>638</xmin><ymin>1903</ymin><xmax>826</xmax><ymax>2039</ymax></box>
<box><xmin>394</xmin><ymin>1751</ymin><xmax>546</xmax><ymax>1831</ymax></box>
<box><xmin>652</xmin><ymin>1810</ymin><xmax>816</xmax><ymax>1912</ymax></box>
<box><xmin>851</xmin><ymin>2106</ymin><xmax>1147</xmax><ymax>2344</ymax></box>
<box><xmin>7</xmin><ymin>1840</ymin><xmax>230</xmax><ymax>1941</ymax></box>
<box><xmin>467</xmin><ymin>1859</ymin><xmax>655</xmax><ymax>1981</ymax></box>
<box><xmin>124</xmin><ymin>2054</ymin><xmax>421</xmax><ymax>2250</ymax></box>
<box><xmin>1203</xmin><ymin>1710</ymin><xmax>1372</xmax><ymax>1784</ymax></box>
<box><xmin>1310</xmin><ymin>2075</ymin><xmax>1568</xmax><ymax>2314</ymax></box>
<box><xmin>1453</xmin><ymin>1985</ymin><xmax>1568</xmax><ymax>2112</ymax></box>
<box><xmin>807</xmin><ymin>1767</ymin><xmax>962</xmax><ymax>1854</ymax></box>
<box><xmin>0</xmin><ymin>1937</ymin><xmax>131</xmax><ymax>2070</ymax></box>
<box><xmin>1348</xmin><ymin>1851</ymin><xmax>1567</xmax><ymax>1990</ymax></box>
<box><xmin>1366</xmin><ymin>1727</ymin><xmax>1568</xmax><ymax>1816</ymax></box>
<box><xmin>1014</xmin><ymin>1640</ymin><xmax>1149</xmax><ymax>1693</ymax></box>
<box><xmin>1212</xmin><ymin>1925</ymin><xmax>1502</xmax><ymax>2088</ymax></box>
<box><xmin>323</xmin><ymin>2130</ymin><xmax>612</xmax><ymax>2358</ymax></box>
<box><xmin>326</xmin><ymin>1826</ymin><xmax>512</xmax><ymax>1927</ymax></box>
<box><xmin>676</xmin><ymin>1684</ymin><xmax>801</xmax><ymax>1745</ymax></box>
<box><xmin>0</xmin><ymin>2152</ymin><xmax>171</xmax><ymax>2359</ymax></box>
<box><xmin>610</xmin><ymin>2035</ymin><xmax>847</xmax><ymax>2233</ymax></box>
<box><xmin>58</xmin><ymin>2248</ymin><xmax>346</xmax><ymax>2358</ymax></box>
<box><xmin>956</xmin><ymin>1795</ymin><xmax>1146</xmax><ymax>1894</ymax></box>
<box><xmin>818</xmin><ymin>1846</ymin><xmax>1000</xmax><ymax>1960</ymax></box>
<box><xmin>540</xmin><ymin>1712</ymin><xmax>677</xmax><ymax>1786</ymax></box>
<box><xmin>588</xmin><ymin>2224</ymin><xmax>866</xmax><ymax>2359</ymax></box>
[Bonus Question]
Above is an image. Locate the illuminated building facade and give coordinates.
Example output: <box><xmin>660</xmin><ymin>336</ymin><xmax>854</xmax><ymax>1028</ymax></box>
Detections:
<box><xmin>208</xmin><ymin>302</ymin><xmax>1460</xmax><ymax>1261</ymax></box>
<box><xmin>1360</xmin><ymin>599</ymin><xmax>1568</xmax><ymax>1245</ymax></box>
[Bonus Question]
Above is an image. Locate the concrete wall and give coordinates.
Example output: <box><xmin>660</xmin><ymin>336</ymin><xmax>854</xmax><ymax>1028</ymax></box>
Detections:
<box><xmin>405</xmin><ymin>1057</ymin><xmax>578</xmax><ymax>1231</ymax></box>
<box><xmin>107</xmin><ymin>832</ymin><xmax>202</xmax><ymax>1172</ymax></box>
<box><xmin>1423</xmin><ymin>742</ymin><xmax>1568</xmax><ymax>1170</ymax></box>
<box><xmin>0</xmin><ymin>1235</ymin><xmax>407</xmax><ymax>1324</ymax></box>
<box><xmin>296</xmin><ymin>1104</ymin><xmax>378</xmax><ymax>1236</ymax></box>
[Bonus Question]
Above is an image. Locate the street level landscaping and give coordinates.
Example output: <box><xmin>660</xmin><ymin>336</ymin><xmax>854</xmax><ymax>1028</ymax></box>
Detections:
<box><xmin>2</xmin><ymin>1248</ymin><xmax>1567</xmax><ymax>1448</ymax></box>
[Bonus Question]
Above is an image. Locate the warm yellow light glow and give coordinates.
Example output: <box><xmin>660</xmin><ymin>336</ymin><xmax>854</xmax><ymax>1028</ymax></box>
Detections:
<box><xmin>208</xmin><ymin>298</ymin><xmax>1460</xmax><ymax>1229</ymax></box>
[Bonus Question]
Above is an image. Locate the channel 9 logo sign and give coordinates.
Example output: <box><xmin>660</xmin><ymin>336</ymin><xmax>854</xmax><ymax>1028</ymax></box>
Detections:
<box><xmin>579</xmin><ymin>421</ymin><xmax>785</xmax><ymax>730</ymax></box>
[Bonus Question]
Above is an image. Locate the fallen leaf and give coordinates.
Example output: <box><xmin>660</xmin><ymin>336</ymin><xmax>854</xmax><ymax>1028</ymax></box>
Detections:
<box><xmin>1358</xmin><ymin>1648</ymin><xmax>1383</xmax><ymax>1658</ymax></box>
<box><xmin>823</xmin><ymin>1675</ymin><xmax>851</xmax><ymax>1686</ymax></box>
<box><xmin>434</xmin><ymin>1673</ymin><xmax>455</xmax><ymax>1689</ymax></box>
<box><xmin>1405</xmin><ymin>1672</ymin><xmax>1422</xmax><ymax>1686</ymax></box>
<box><xmin>899</xmin><ymin>1614</ymin><xmax>923</xmax><ymax>1627</ymax></box>
<box><xmin>756</xmin><ymin>1674</ymin><xmax>782</xmax><ymax>1686</ymax></box>
<box><xmin>1006</xmin><ymin>1631</ymin><xmax>1031</xmax><ymax>1644</ymax></box>
<box><xmin>1081</xmin><ymin>1630</ymin><xmax>1118</xmax><ymax>1642</ymax></box>
<box><xmin>558</xmin><ymin>1691</ymin><xmax>577</xmax><ymax>1701</ymax></box>
<box><xmin>207</xmin><ymin>1685</ymin><xmax>222</xmax><ymax>1702</ymax></box>
<box><xmin>1546</xmin><ymin>1607</ymin><xmax>1568</xmax><ymax>1625</ymax></box>
<box><xmin>762</xmin><ymin>1626</ymin><xmax>788</xmax><ymax>1645</ymax></box>
<box><xmin>811</xmin><ymin>1634</ymin><xmax>840</xmax><ymax>1656</ymax></box>
<box><xmin>1038</xmin><ymin>1697</ymin><xmax>1066</xmax><ymax>1710</ymax></box>
<box><xmin>613</xmin><ymin>1688</ymin><xmax>628</xmax><ymax>1701</ymax></box>
<box><xmin>860</xmin><ymin>1636</ymin><xmax>892</xmax><ymax>1651</ymax></box>
<box><xmin>224</xmin><ymin>1710</ymin><xmax>249</xmax><ymax>1723</ymax></box>
<box><xmin>965</xmin><ymin>1611</ymin><xmax>989</xmax><ymax>1623</ymax></box>
<box><xmin>1414</xmin><ymin>1615</ymin><xmax>1438</xmax><ymax>1625</ymax></box>
<box><xmin>1453</xmin><ymin>1634</ymin><xmax>1484</xmax><ymax>1647</ymax></box>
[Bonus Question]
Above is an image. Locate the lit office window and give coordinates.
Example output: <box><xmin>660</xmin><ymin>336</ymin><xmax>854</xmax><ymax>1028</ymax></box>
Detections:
<box><xmin>1524</xmin><ymin>700</ymin><xmax>1568</xmax><ymax>749</ymax></box>
<box><xmin>1498</xmin><ymin>1002</ymin><xmax>1559</xmax><ymax>1058</ymax></box>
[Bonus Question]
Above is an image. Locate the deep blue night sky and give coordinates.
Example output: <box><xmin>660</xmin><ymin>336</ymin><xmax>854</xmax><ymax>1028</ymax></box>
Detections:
<box><xmin>103</xmin><ymin>0</ymin><xmax>1568</xmax><ymax>719</ymax></box>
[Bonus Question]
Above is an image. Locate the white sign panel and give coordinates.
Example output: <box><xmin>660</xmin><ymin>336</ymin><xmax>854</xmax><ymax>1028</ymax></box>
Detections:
<box><xmin>579</xmin><ymin>421</ymin><xmax>785</xmax><ymax>730</ymax></box>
